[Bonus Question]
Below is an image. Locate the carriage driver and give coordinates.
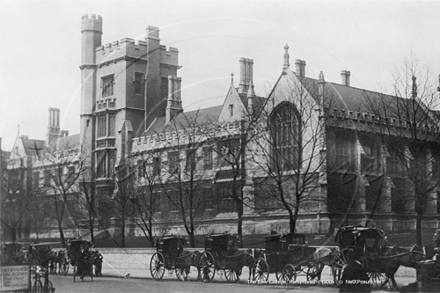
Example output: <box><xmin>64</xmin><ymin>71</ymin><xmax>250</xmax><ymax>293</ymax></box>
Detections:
<box><xmin>78</xmin><ymin>244</ymin><xmax>91</xmax><ymax>280</ymax></box>
<box><xmin>340</xmin><ymin>247</ymin><xmax>371</xmax><ymax>293</ymax></box>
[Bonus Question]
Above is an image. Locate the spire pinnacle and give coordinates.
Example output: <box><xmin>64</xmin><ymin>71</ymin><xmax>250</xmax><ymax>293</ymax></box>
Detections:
<box><xmin>231</xmin><ymin>72</ymin><xmax>234</xmax><ymax>86</ymax></box>
<box><xmin>283</xmin><ymin>44</ymin><xmax>290</xmax><ymax>70</ymax></box>
<box><xmin>412</xmin><ymin>75</ymin><xmax>417</xmax><ymax>99</ymax></box>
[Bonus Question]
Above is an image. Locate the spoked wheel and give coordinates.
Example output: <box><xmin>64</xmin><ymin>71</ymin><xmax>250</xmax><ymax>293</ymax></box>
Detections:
<box><xmin>224</xmin><ymin>269</ymin><xmax>241</xmax><ymax>283</ymax></box>
<box><xmin>32</xmin><ymin>279</ymin><xmax>42</xmax><ymax>293</ymax></box>
<box><xmin>175</xmin><ymin>267</ymin><xmax>191</xmax><ymax>281</ymax></box>
<box><xmin>253</xmin><ymin>258</ymin><xmax>269</xmax><ymax>282</ymax></box>
<box><xmin>199</xmin><ymin>251</ymin><xmax>216</xmax><ymax>282</ymax></box>
<box><xmin>43</xmin><ymin>280</ymin><xmax>54</xmax><ymax>293</ymax></box>
<box><xmin>281</xmin><ymin>264</ymin><xmax>297</xmax><ymax>284</ymax></box>
<box><xmin>150</xmin><ymin>252</ymin><xmax>166</xmax><ymax>281</ymax></box>
<box><xmin>306</xmin><ymin>262</ymin><xmax>323</xmax><ymax>282</ymax></box>
<box><xmin>331</xmin><ymin>250</ymin><xmax>348</xmax><ymax>286</ymax></box>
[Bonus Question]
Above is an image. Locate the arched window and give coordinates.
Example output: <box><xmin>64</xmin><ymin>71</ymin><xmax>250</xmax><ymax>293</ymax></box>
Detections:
<box><xmin>270</xmin><ymin>102</ymin><xmax>301</xmax><ymax>171</ymax></box>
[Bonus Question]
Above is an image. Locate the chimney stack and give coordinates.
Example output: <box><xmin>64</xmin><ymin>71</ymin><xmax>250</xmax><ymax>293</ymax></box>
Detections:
<box><xmin>47</xmin><ymin>108</ymin><xmax>61</xmax><ymax>146</ymax></box>
<box><xmin>295</xmin><ymin>59</ymin><xmax>306</xmax><ymax>77</ymax></box>
<box><xmin>341</xmin><ymin>70</ymin><xmax>350</xmax><ymax>86</ymax></box>
<box><xmin>238</xmin><ymin>58</ymin><xmax>254</xmax><ymax>94</ymax></box>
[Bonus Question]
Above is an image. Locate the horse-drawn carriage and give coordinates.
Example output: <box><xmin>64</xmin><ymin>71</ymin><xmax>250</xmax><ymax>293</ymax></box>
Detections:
<box><xmin>252</xmin><ymin>233</ymin><xmax>319</xmax><ymax>283</ymax></box>
<box><xmin>198</xmin><ymin>233</ymin><xmax>254</xmax><ymax>282</ymax></box>
<box><xmin>149</xmin><ymin>235</ymin><xmax>200</xmax><ymax>281</ymax></box>
<box><xmin>0</xmin><ymin>242</ymin><xmax>27</xmax><ymax>265</ymax></box>
<box><xmin>67</xmin><ymin>239</ymin><xmax>94</xmax><ymax>282</ymax></box>
<box><xmin>333</xmin><ymin>225</ymin><xmax>428</xmax><ymax>290</ymax></box>
<box><xmin>28</xmin><ymin>243</ymin><xmax>53</xmax><ymax>271</ymax></box>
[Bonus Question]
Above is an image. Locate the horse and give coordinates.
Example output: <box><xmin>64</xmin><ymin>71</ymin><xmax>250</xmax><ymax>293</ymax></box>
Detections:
<box><xmin>376</xmin><ymin>245</ymin><xmax>427</xmax><ymax>290</ymax></box>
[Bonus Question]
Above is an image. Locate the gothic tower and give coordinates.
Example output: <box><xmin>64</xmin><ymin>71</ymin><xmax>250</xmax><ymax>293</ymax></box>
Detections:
<box><xmin>80</xmin><ymin>14</ymin><xmax>102</xmax><ymax>157</ymax></box>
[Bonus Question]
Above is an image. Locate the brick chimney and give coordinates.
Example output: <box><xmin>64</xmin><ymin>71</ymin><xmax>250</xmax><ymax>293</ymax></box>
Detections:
<box><xmin>46</xmin><ymin>108</ymin><xmax>60</xmax><ymax>146</ymax></box>
<box><xmin>341</xmin><ymin>70</ymin><xmax>351</xmax><ymax>86</ymax></box>
<box><xmin>238</xmin><ymin>58</ymin><xmax>254</xmax><ymax>95</ymax></box>
<box><xmin>295</xmin><ymin>59</ymin><xmax>306</xmax><ymax>77</ymax></box>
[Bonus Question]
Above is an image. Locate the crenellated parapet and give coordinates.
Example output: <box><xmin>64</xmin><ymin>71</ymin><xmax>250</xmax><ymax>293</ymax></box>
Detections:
<box><xmin>327</xmin><ymin>107</ymin><xmax>440</xmax><ymax>134</ymax></box>
<box><xmin>95</xmin><ymin>38</ymin><xmax>179</xmax><ymax>67</ymax></box>
<box><xmin>131</xmin><ymin>120</ymin><xmax>244</xmax><ymax>153</ymax></box>
<box><xmin>81</xmin><ymin>14</ymin><xmax>102</xmax><ymax>33</ymax></box>
<box><xmin>160</xmin><ymin>46</ymin><xmax>179</xmax><ymax>67</ymax></box>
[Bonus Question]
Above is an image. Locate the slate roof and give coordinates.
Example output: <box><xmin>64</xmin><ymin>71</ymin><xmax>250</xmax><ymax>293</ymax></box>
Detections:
<box><xmin>300</xmin><ymin>76</ymin><xmax>435</xmax><ymax>123</ymax></box>
<box><xmin>21</xmin><ymin>138</ymin><xmax>46</xmax><ymax>156</ymax></box>
<box><xmin>143</xmin><ymin>106</ymin><xmax>223</xmax><ymax>136</ymax></box>
<box><xmin>48</xmin><ymin>134</ymin><xmax>80</xmax><ymax>151</ymax></box>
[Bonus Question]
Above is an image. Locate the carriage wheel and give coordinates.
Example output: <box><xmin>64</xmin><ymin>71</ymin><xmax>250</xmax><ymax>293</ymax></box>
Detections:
<box><xmin>199</xmin><ymin>251</ymin><xmax>216</xmax><ymax>282</ymax></box>
<box><xmin>175</xmin><ymin>267</ymin><xmax>191</xmax><ymax>281</ymax></box>
<box><xmin>281</xmin><ymin>264</ymin><xmax>297</xmax><ymax>283</ymax></box>
<box><xmin>253</xmin><ymin>258</ymin><xmax>269</xmax><ymax>282</ymax></box>
<box><xmin>224</xmin><ymin>269</ymin><xmax>241</xmax><ymax>283</ymax></box>
<box><xmin>32</xmin><ymin>279</ymin><xmax>42</xmax><ymax>293</ymax></box>
<box><xmin>331</xmin><ymin>250</ymin><xmax>348</xmax><ymax>286</ymax></box>
<box><xmin>306</xmin><ymin>262</ymin><xmax>323</xmax><ymax>282</ymax></box>
<box><xmin>150</xmin><ymin>252</ymin><xmax>166</xmax><ymax>281</ymax></box>
<box><xmin>60</xmin><ymin>261</ymin><xmax>69</xmax><ymax>276</ymax></box>
<box><xmin>43</xmin><ymin>280</ymin><xmax>54</xmax><ymax>293</ymax></box>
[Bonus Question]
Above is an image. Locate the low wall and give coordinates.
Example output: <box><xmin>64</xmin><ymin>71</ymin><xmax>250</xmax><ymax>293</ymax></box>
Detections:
<box><xmin>96</xmin><ymin>247</ymin><xmax>417</xmax><ymax>280</ymax></box>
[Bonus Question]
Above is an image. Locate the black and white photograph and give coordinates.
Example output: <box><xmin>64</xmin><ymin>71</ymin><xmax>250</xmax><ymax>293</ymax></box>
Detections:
<box><xmin>1</xmin><ymin>0</ymin><xmax>440</xmax><ymax>292</ymax></box>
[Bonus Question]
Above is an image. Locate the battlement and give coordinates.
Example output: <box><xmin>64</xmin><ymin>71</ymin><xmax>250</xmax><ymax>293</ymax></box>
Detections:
<box><xmin>131</xmin><ymin>120</ymin><xmax>243</xmax><ymax>153</ymax></box>
<box><xmin>95</xmin><ymin>38</ymin><xmax>179</xmax><ymax>66</ymax></box>
<box><xmin>81</xmin><ymin>14</ymin><xmax>102</xmax><ymax>32</ymax></box>
<box><xmin>160</xmin><ymin>46</ymin><xmax>179</xmax><ymax>66</ymax></box>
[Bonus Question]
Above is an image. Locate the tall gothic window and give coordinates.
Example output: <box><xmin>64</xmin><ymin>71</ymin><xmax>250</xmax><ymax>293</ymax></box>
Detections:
<box><xmin>270</xmin><ymin>102</ymin><xmax>300</xmax><ymax>171</ymax></box>
<box><xmin>102</xmin><ymin>75</ymin><xmax>114</xmax><ymax>97</ymax></box>
<box><xmin>97</xmin><ymin>115</ymin><xmax>106</xmax><ymax>138</ymax></box>
<box><xmin>108</xmin><ymin>113</ymin><xmax>115</xmax><ymax>136</ymax></box>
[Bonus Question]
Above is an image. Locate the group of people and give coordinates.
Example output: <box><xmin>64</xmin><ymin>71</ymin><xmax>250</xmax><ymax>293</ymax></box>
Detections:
<box><xmin>77</xmin><ymin>244</ymin><xmax>103</xmax><ymax>279</ymax></box>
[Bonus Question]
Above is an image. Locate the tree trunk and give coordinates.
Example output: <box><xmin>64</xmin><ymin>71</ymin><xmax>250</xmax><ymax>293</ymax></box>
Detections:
<box><xmin>58</xmin><ymin>221</ymin><xmax>66</xmax><ymax>248</ymax></box>
<box><xmin>237</xmin><ymin>199</ymin><xmax>243</xmax><ymax>247</ymax></box>
<box><xmin>121</xmin><ymin>214</ymin><xmax>126</xmax><ymax>248</ymax></box>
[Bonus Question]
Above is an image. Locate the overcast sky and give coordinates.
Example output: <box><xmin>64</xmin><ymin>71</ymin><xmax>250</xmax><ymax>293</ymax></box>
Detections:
<box><xmin>1</xmin><ymin>0</ymin><xmax>439</xmax><ymax>151</ymax></box>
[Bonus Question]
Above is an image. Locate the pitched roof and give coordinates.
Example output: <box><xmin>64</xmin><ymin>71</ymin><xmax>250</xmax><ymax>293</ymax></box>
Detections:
<box><xmin>48</xmin><ymin>134</ymin><xmax>80</xmax><ymax>151</ymax></box>
<box><xmin>21</xmin><ymin>138</ymin><xmax>46</xmax><ymax>156</ymax></box>
<box><xmin>300</xmin><ymin>76</ymin><xmax>435</xmax><ymax>123</ymax></box>
<box><xmin>143</xmin><ymin>106</ymin><xmax>223</xmax><ymax>136</ymax></box>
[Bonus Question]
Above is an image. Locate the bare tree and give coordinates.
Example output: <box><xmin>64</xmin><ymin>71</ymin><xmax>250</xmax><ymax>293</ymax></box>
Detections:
<box><xmin>159</xmin><ymin>114</ymin><xmax>215</xmax><ymax>247</ymax></box>
<box><xmin>365</xmin><ymin>56</ymin><xmax>440</xmax><ymax>245</ymax></box>
<box><xmin>39</xmin><ymin>141</ymin><xmax>89</xmax><ymax>247</ymax></box>
<box><xmin>249</xmin><ymin>75</ymin><xmax>328</xmax><ymax>233</ymax></box>
<box><xmin>128</xmin><ymin>150</ymin><xmax>166</xmax><ymax>246</ymax></box>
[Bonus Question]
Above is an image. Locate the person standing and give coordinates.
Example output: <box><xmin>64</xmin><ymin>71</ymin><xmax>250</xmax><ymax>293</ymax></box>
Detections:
<box><xmin>340</xmin><ymin>248</ymin><xmax>371</xmax><ymax>293</ymax></box>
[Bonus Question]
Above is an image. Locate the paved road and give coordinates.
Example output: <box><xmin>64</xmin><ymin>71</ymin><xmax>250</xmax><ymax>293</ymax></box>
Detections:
<box><xmin>50</xmin><ymin>274</ymin><xmax>342</xmax><ymax>293</ymax></box>
<box><xmin>49</xmin><ymin>270</ymin><xmax>416</xmax><ymax>293</ymax></box>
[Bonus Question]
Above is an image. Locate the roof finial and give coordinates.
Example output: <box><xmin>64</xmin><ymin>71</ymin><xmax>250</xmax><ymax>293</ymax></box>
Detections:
<box><xmin>412</xmin><ymin>75</ymin><xmax>417</xmax><ymax>99</ymax></box>
<box><xmin>283</xmin><ymin>44</ymin><xmax>290</xmax><ymax>70</ymax></box>
<box><xmin>318</xmin><ymin>71</ymin><xmax>325</xmax><ymax>83</ymax></box>
<box><xmin>231</xmin><ymin>72</ymin><xmax>234</xmax><ymax>86</ymax></box>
